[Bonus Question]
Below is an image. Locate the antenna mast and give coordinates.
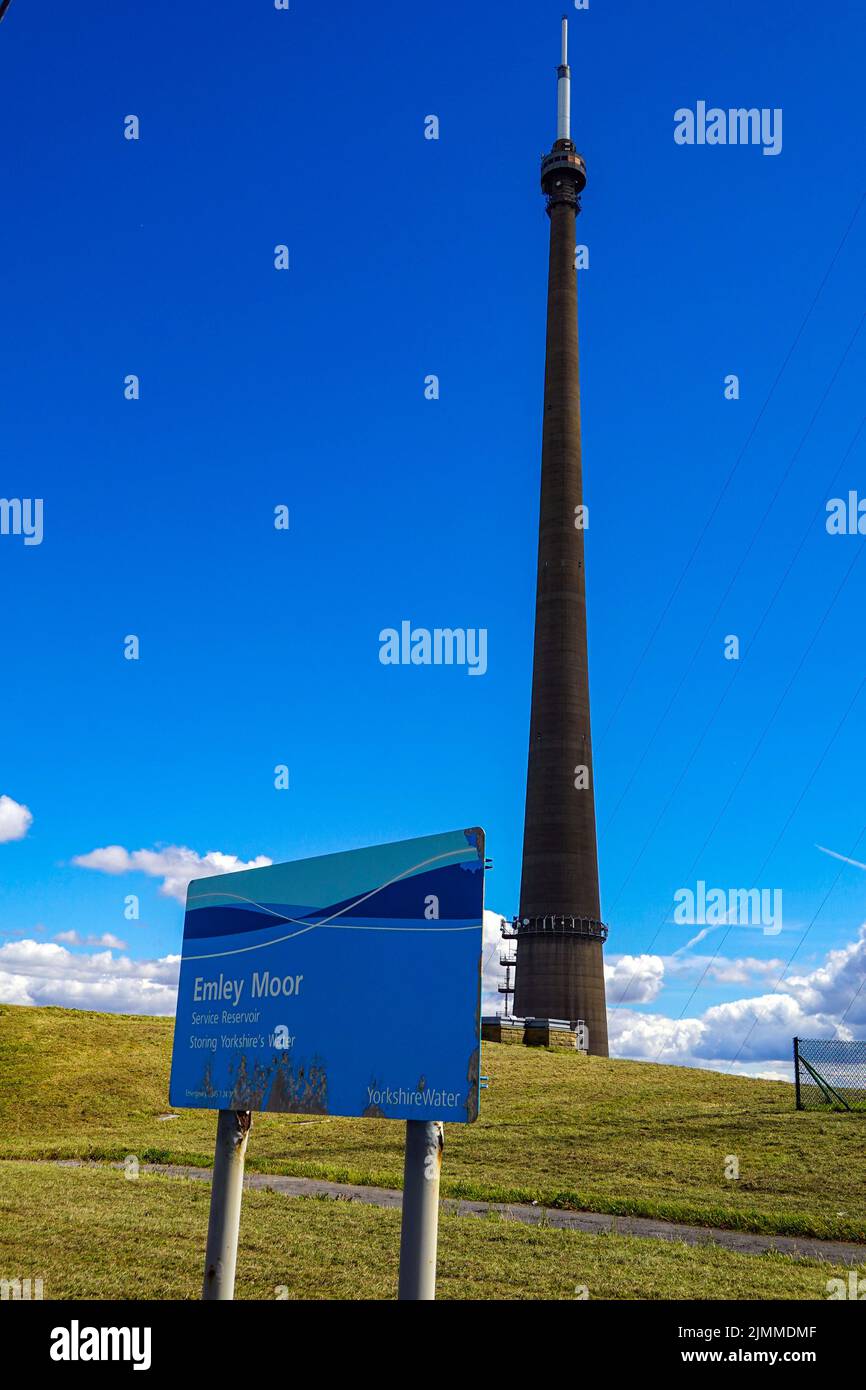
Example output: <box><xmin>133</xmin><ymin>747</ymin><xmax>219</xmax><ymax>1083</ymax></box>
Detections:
<box><xmin>557</xmin><ymin>15</ymin><xmax>571</xmax><ymax>142</ymax></box>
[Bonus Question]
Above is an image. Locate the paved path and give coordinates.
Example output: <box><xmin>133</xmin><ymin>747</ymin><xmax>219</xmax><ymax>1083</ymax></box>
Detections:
<box><xmin>49</xmin><ymin>1159</ymin><xmax>866</xmax><ymax>1266</ymax></box>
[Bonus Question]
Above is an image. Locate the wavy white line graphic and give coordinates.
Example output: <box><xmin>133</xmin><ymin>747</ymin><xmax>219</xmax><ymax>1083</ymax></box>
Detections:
<box><xmin>184</xmin><ymin>847</ymin><xmax>482</xmax><ymax>961</ymax></box>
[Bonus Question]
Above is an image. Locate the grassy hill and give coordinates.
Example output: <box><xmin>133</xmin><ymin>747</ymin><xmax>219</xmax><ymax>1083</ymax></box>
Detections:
<box><xmin>1</xmin><ymin>1004</ymin><xmax>864</xmax><ymax>1242</ymax></box>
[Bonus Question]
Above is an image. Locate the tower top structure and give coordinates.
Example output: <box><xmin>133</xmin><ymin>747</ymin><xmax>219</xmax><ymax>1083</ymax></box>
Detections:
<box><xmin>542</xmin><ymin>17</ymin><xmax>586</xmax><ymax>212</ymax></box>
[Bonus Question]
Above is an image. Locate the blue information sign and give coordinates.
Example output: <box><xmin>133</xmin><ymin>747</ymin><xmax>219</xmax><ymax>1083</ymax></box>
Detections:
<box><xmin>169</xmin><ymin>828</ymin><xmax>485</xmax><ymax>1122</ymax></box>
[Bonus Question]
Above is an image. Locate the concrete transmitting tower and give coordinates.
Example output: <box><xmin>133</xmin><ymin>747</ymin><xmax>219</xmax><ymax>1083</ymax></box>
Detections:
<box><xmin>512</xmin><ymin>16</ymin><xmax>609</xmax><ymax>1056</ymax></box>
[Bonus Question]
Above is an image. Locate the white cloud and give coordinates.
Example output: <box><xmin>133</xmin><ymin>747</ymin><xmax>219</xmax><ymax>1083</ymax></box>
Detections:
<box><xmin>698</xmin><ymin>992</ymin><xmax>827</xmax><ymax>1060</ymax></box>
<box><xmin>605</xmin><ymin>953</ymin><xmax>665</xmax><ymax>1004</ymax></box>
<box><xmin>481</xmin><ymin>908</ymin><xmax>509</xmax><ymax>1013</ymax></box>
<box><xmin>0</xmin><ymin>939</ymin><xmax>180</xmax><ymax>1015</ymax></box>
<box><xmin>700</xmin><ymin>956</ymin><xmax>786</xmax><ymax>985</ymax></box>
<box><xmin>665</xmin><ymin>954</ymin><xmax>786</xmax><ymax>986</ymax></box>
<box><xmin>0</xmin><ymin>924</ymin><xmax>47</xmax><ymax>940</ymax></box>
<box><xmin>91</xmin><ymin>932</ymin><xmax>128</xmax><ymax>949</ymax></box>
<box><xmin>609</xmin><ymin>1008</ymin><xmax>705</xmax><ymax>1063</ymax></box>
<box><xmin>72</xmin><ymin>844</ymin><xmax>273</xmax><ymax>904</ymax></box>
<box><xmin>53</xmin><ymin>931</ymin><xmax>128</xmax><ymax>949</ymax></box>
<box><xmin>604</xmin><ymin>951</ymin><xmax>786</xmax><ymax>1007</ymax></box>
<box><xmin>781</xmin><ymin>925</ymin><xmax>866</xmax><ymax>1026</ymax></box>
<box><xmin>0</xmin><ymin>795</ymin><xmax>32</xmax><ymax>844</ymax></box>
<box><xmin>609</xmin><ymin>986</ymin><xmax>844</xmax><ymax>1072</ymax></box>
<box><xmin>0</xmin><ymin>971</ymin><xmax>34</xmax><ymax>1005</ymax></box>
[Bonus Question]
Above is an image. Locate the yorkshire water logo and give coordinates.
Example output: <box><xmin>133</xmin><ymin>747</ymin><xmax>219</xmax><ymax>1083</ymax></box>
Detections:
<box><xmin>674</xmin><ymin>102</ymin><xmax>782</xmax><ymax>157</ymax></box>
<box><xmin>49</xmin><ymin>1321</ymin><xmax>152</xmax><ymax>1372</ymax></box>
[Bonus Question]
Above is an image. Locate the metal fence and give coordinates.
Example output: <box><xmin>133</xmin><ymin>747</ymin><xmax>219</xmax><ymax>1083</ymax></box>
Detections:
<box><xmin>793</xmin><ymin>1037</ymin><xmax>866</xmax><ymax>1111</ymax></box>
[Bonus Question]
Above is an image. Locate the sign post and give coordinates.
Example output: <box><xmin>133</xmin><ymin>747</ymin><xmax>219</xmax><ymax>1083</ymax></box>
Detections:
<box><xmin>397</xmin><ymin>1120</ymin><xmax>444</xmax><ymax>1300</ymax></box>
<box><xmin>169</xmin><ymin>827</ymin><xmax>485</xmax><ymax>1301</ymax></box>
<box><xmin>201</xmin><ymin>1109</ymin><xmax>252</xmax><ymax>1300</ymax></box>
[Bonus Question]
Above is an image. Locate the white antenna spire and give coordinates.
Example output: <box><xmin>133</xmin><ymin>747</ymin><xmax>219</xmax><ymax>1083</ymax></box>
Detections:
<box><xmin>557</xmin><ymin>15</ymin><xmax>571</xmax><ymax>142</ymax></box>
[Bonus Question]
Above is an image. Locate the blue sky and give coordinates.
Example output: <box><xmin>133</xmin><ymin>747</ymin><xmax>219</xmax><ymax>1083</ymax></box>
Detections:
<box><xmin>1</xmin><ymin>0</ymin><xmax>865</xmax><ymax>1076</ymax></box>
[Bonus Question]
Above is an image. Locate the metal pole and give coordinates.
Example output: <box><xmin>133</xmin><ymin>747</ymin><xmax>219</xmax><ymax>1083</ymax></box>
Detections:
<box><xmin>556</xmin><ymin>33</ymin><xmax>571</xmax><ymax>144</ymax></box>
<box><xmin>397</xmin><ymin>1120</ymin><xmax>443</xmax><ymax>1300</ymax></box>
<box><xmin>201</xmin><ymin>1109</ymin><xmax>252</xmax><ymax>1300</ymax></box>
<box><xmin>793</xmin><ymin>1037</ymin><xmax>801</xmax><ymax>1110</ymax></box>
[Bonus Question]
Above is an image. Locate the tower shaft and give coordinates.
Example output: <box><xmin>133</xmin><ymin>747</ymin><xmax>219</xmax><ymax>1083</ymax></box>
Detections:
<box><xmin>521</xmin><ymin>195</ymin><xmax>600</xmax><ymax>924</ymax></box>
<box><xmin>513</xmin><ymin>25</ymin><xmax>609</xmax><ymax>1055</ymax></box>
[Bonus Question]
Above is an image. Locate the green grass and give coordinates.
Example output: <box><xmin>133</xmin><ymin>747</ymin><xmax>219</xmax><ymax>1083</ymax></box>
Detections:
<box><xmin>1</xmin><ymin>1004</ymin><xmax>864</xmax><ymax>1242</ymax></box>
<box><xmin>0</xmin><ymin>1162</ymin><xmax>853</xmax><ymax>1301</ymax></box>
